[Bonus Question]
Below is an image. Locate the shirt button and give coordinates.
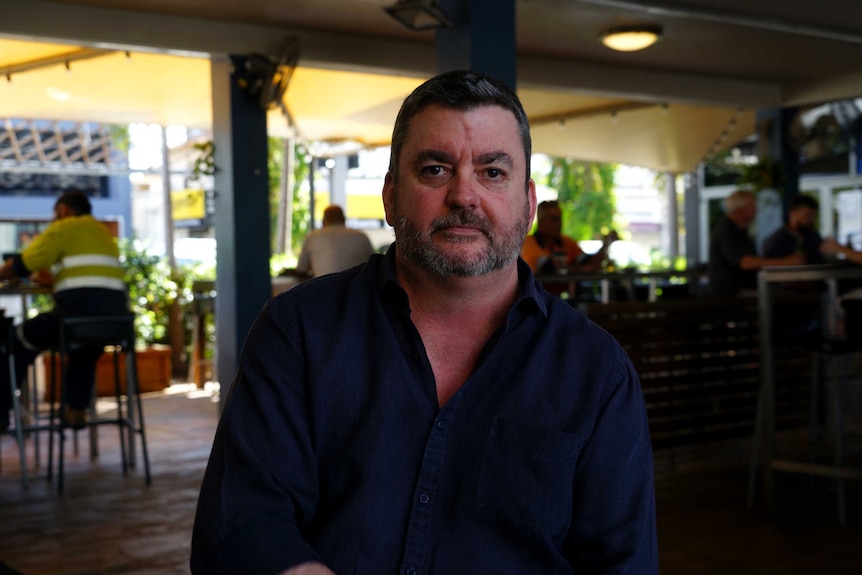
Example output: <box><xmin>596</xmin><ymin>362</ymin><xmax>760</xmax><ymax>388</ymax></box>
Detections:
<box><xmin>418</xmin><ymin>493</ymin><xmax>429</xmax><ymax>504</ymax></box>
<box><xmin>436</xmin><ymin>420</ymin><xmax>445</xmax><ymax>430</ymax></box>
<box><xmin>406</xmin><ymin>568</ymin><xmax>417</xmax><ymax>575</ymax></box>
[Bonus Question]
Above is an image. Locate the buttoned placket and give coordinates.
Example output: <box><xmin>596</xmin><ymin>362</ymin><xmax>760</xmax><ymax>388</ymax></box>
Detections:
<box><xmin>397</xmin><ymin>394</ymin><xmax>458</xmax><ymax>575</ymax></box>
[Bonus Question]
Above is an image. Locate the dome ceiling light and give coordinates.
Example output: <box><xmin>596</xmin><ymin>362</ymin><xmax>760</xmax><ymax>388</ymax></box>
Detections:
<box><xmin>599</xmin><ymin>26</ymin><xmax>663</xmax><ymax>52</ymax></box>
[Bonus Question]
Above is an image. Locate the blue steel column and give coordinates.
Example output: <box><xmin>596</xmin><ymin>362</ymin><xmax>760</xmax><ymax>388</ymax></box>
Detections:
<box><xmin>211</xmin><ymin>55</ymin><xmax>272</xmax><ymax>408</ymax></box>
<box><xmin>756</xmin><ymin>107</ymin><xmax>801</xmax><ymax>206</ymax></box>
<box><xmin>436</xmin><ymin>0</ymin><xmax>516</xmax><ymax>90</ymax></box>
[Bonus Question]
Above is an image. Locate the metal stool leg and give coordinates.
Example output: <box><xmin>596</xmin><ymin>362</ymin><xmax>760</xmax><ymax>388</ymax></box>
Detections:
<box><xmin>6</xmin><ymin>323</ymin><xmax>29</xmax><ymax>489</ymax></box>
<box><xmin>126</xmin><ymin>346</ymin><xmax>151</xmax><ymax>485</ymax></box>
<box><xmin>830</xmin><ymin>354</ymin><xmax>847</xmax><ymax>525</ymax></box>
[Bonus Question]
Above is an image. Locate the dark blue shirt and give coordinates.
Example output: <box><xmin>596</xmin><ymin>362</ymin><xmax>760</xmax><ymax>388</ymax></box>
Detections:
<box><xmin>708</xmin><ymin>216</ymin><xmax>758</xmax><ymax>296</ymax></box>
<box><xmin>762</xmin><ymin>225</ymin><xmax>823</xmax><ymax>264</ymax></box>
<box><xmin>191</xmin><ymin>249</ymin><xmax>657</xmax><ymax>575</ymax></box>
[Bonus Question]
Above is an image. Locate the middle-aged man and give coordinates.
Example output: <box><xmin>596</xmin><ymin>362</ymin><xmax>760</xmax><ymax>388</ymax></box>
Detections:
<box><xmin>0</xmin><ymin>190</ymin><xmax>128</xmax><ymax>431</ymax></box>
<box><xmin>708</xmin><ymin>189</ymin><xmax>805</xmax><ymax>296</ymax></box>
<box><xmin>191</xmin><ymin>70</ymin><xmax>657</xmax><ymax>575</ymax></box>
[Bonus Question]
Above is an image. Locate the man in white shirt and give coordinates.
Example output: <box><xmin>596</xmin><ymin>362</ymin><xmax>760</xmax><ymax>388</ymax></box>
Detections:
<box><xmin>296</xmin><ymin>205</ymin><xmax>375</xmax><ymax>277</ymax></box>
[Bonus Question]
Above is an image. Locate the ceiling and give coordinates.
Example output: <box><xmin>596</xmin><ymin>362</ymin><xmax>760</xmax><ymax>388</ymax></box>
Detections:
<box><xmin>3</xmin><ymin>0</ymin><xmax>862</xmax><ymax>173</ymax></box>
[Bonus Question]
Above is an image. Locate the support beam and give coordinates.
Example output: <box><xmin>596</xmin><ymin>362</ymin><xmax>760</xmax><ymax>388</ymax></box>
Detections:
<box><xmin>436</xmin><ymin>0</ymin><xmax>516</xmax><ymax>89</ymax></box>
<box><xmin>211</xmin><ymin>55</ymin><xmax>273</xmax><ymax>406</ymax></box>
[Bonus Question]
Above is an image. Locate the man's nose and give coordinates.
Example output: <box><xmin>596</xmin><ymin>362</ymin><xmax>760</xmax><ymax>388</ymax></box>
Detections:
<box><xmin>445</xmin><ymin>173</ymin><xmax>479</xmax><ymax>208</ymax></box>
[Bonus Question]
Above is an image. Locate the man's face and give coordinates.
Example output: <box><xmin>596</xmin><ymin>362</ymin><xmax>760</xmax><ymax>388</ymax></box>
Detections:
<box><xmin>537</xmin><ymin>206</ymin><xmax>562</xmax><ymax>239</ymax></box>
<box><xmin>738</xmin><ymin>199</ymin><xmax>757</xmax><ymax>227</ymax></box>
<box><xmin>791</xmin><ymin>206</ymin><xmax>817</xmax><ymax>234</ymax></box>
<box><xmin>382</xmin><ymin>104</ymin><xmax>536</xmax><ymax>277</ymax></box>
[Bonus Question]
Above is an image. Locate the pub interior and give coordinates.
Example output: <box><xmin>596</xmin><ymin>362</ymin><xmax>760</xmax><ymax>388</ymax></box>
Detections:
<box><xmin>3</xmin><ymin>1</ymin><xmax>862</xmax><ymax>573</ymax></box>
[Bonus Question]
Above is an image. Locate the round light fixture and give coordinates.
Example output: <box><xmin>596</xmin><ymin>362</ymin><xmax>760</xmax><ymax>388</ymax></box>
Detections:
<box><xmin>600</xmin><ymin>26</ymin><xmax>662</xmax><ymax>52</ymax></box>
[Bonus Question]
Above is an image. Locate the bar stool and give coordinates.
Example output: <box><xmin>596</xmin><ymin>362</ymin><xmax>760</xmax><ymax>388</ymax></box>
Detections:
<box><xmin>47</xmin><ymin>313</ymin><xmax>152</xmax><ymax>494</ymax></box>
<box><xmin>806</xmin><ymin>333</ymin><xmax>860</xmax><ymax>524</ymax></box>
<box><xmin>2</xmin><ymin>313</ymin><xmax>30</xmax><ymax>488</ymax></box>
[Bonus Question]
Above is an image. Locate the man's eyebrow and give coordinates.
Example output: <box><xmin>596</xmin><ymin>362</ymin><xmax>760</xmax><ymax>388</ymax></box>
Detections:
<box><xmin>476</xmin><ymin>152</ymin><xmax>514</xmax><ymax>168</ymax></box>
<box><xmin>415</xmin><ymin>149</ymin><xmax>455</xmax><ymax>164</ymax></box>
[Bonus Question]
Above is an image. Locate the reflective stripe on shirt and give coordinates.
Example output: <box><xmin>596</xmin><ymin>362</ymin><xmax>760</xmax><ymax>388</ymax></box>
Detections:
<box><xmin>55</xmin><ymin>275</ymin><xmax>127</xmax><ymax>292</ymax></box>
<box><xmin>61</xmin><ymin>254</ymin><xmax>123</xmax><ymax>269</ymax></box>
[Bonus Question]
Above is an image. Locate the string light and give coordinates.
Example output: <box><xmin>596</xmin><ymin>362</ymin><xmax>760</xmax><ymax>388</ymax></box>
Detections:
<box><xmin>610</xmin><ymin>110</ymin><xmax>619</xmax><ymax>124</ymax></box>
<box><xmin>64</xmin><ymin>61</ymin><xmax>71</xmax><ymax>73</ymax></box>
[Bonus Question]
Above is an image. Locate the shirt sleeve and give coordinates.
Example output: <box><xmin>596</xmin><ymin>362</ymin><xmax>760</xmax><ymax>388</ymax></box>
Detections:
<box><xmin>566</xmin><ymin>348</ymin><xmax>659</xmax><ymax>573</ymax></box>
<box><xmin>563</xmin><ymin>236</ymin><xmax>586</xmax><ymax>266</ymax></box>
<box><xmin>21</xmin><ymin>221</ymin><xmax>64</xmax><ymax>272</ymax></box>
<box><xmin>190</xmin><ymin>295</ymin><xmax>324</xmax><ymax>574</ymax></box>
<box><xmin>715</xmin><ymin>226</ymin><xmax>755</xmax><ymax>267</ymax></box>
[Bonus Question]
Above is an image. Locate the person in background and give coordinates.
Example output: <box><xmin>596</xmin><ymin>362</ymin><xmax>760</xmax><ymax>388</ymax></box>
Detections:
<box><xmin>708</xmin><ymin>189</ymin><xmax>805</xmax><ymax>296</ymax></box>
<box><xmin>520</xmin><ymin>200</ymin><xmax>616</xmax><ymax>274</ymax></box>
<box><xmin>191</xmin><ymin>69</ymin><xmax>657</xmax><ymax>574</ymax></box>
<box><xmin>295</xmin><ymin>204</ymin><xmax>375</xmax><ymax>278</ymax></box>
<box><xmin>0</xmin><ymin>191</ymin><xmax>128</xmax><ymax>432</ymax></box>
<box><xmin>762</xmin><ymin>194</ymin><xmax>823</xmax><ymax>263</ymax></box>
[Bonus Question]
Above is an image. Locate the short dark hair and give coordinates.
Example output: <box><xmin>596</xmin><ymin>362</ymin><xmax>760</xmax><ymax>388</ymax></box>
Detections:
<box><xmin>536</xmin><ymin>200</ymin><xmax>560</xmax><ymax>218</ymax></box>
<box><xmin>322</xmin><ymin>204</ymin><xmax>346</xmax><ymax>226</ymax></box>
<box><xmin>789</xmin><ymin>194</ymin><xmax>818</xmax><ymax>211</ymax></box>
<box><xmin>55</xmin><ymin>190</ymin><xmax>92</xmax><ymax>215</ymax></box>
<box><xmin>388</xmin><ymin>69</ymin><xmax>531</xmax><ymax>184</ymax></box>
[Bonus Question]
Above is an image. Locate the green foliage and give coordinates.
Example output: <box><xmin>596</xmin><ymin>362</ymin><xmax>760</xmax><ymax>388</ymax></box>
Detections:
<box><xmin>291</xmin><ymin>148</ymin><xmax>311</xmax><ymax>255</ymax></box>
<box><xmin>738</xmin><ymin>158</ymin><xmax>782</xmax><ymax>191</ymax></box>
<box><xmin>107</xmin><ymin>124</ymin><xmax>130</xmax><ymax>153</ymax></box>
<box><xmin>191</xmin><ymin>141</ymin><xmax>216</xmax><ymax>179</ymax></box>
<box><xmin>119</xmin><ymin>239</ymin><xmax>179</xmax><ymax>346</ymax></box>
<box><xmin>267</xmin><ymin>137</ymin><xmax>311</xmax><ymax>256</ymax></box>
<box><xmin>547</xmin><ymin>158</ymin><xmax>618</xmax><ymax>240</ymax></box>
<box><xmin>703</xmin><ymin>147</ymin><xmax>745</xmax><ymax>186</ymax></box>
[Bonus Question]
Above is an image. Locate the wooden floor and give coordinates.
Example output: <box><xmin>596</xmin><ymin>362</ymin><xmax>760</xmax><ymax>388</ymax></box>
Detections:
<box><xmin>1</xmin><ymin>385</ymin><xmax>860</xmax><ymax>575</ymax></box>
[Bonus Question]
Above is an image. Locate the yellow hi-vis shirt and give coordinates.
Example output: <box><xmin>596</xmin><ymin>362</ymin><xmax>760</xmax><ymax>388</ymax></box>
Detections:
<box><xmin>21</xmin><ymin>215</ymin><xmax>125</xmax><ymax>293</ymax></box>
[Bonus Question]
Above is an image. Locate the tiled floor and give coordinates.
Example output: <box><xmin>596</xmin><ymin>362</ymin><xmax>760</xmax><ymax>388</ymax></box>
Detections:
<box><xmin>0</xmin><ymin>386</ymin><xmax>860</xmax><ymax>575</ymax></box>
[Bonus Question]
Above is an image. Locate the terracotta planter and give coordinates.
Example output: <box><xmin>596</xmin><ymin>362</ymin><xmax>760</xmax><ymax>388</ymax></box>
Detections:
<box><xmin>43</xmin><ymin>344</ymin><xmax>172</xmax><ymax>400</ymax></box>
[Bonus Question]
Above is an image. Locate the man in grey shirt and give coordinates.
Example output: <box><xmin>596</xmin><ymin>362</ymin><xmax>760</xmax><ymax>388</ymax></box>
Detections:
<box><xmin>296</xmin><ymin>205</ymin><xmax>375</xmax><ymax>277</ymax></box>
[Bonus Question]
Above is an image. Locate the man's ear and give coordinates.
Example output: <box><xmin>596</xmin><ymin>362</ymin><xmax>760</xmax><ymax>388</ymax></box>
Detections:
<box><xmin>382</xmin><ymin>172</ymin><xmax>396</xmax><ymax>227</ymax></box>
<box><xmin>527</xmin><ymin>179</ymin><xmax>537</xmax><ymax>223</ymax></box>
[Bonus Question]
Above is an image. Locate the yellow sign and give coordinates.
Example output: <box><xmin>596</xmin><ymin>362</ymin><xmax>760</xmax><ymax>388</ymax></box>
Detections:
<box><xmin>312</xmin><ymin>192</ymin><xmax>386</xmax><ymax>222</ymax></box>
<box><xmin>172</xmin><ymin>189</ymin><xmax>206</xmax><ymax>221</ymax></box>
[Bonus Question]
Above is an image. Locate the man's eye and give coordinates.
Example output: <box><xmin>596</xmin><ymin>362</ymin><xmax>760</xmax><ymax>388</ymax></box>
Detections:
<box><xmin>421</xmin><ymin>165</ymin><xmax>446</xmax><ymax>176</ymax></box>
<box><xmin>485</xmin><ymin>168</ymin><xmax>504</xmax><ymax>179</ymax></box>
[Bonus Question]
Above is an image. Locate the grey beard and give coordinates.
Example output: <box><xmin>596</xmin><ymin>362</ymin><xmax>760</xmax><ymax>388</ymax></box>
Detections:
<box><xmin>393</xmin><ymin>208</ymin><xmax>530</xmax><ymax>278</ymax></box>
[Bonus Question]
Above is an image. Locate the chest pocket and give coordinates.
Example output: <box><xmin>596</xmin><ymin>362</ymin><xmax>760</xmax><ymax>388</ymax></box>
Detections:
<box><xmin>476</xmin><ymin>417</ymin><xmax>584</xmax><ymax>536</ymax></box>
